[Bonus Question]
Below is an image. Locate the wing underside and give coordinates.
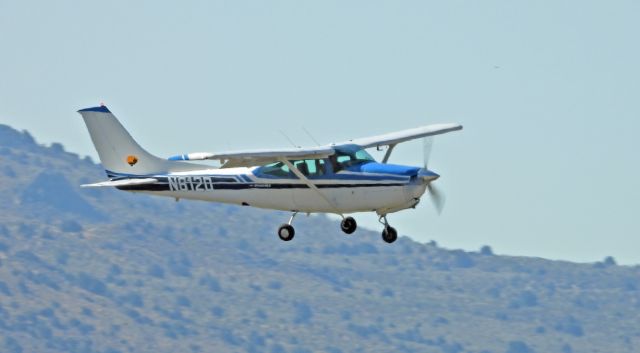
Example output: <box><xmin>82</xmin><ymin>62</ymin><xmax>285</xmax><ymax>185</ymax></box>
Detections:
<box><xmin>166</xmin><ymin>123</ymin><xmax>462</xmax><ymax>168</ymax></box>
<box><xmin>168</xmin><ymin>147</ymin><xmax>335</xmax><ymax>169</ymax></box>
<box><xmin>339</xmin><ymin>123</ymin><xmax>463</xmax><ymax>149</ymax></box>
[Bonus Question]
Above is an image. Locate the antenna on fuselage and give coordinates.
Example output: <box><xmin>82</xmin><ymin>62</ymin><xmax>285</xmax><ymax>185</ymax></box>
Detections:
<box><xmin>278</xmin><ymin>130</ymin><xmax>300</xmax><ymax>148</ymax></box>
<box><xmin>302</xmin><ymin>127</ymin><xmax>321</xmax><ymax>147</ymax></box>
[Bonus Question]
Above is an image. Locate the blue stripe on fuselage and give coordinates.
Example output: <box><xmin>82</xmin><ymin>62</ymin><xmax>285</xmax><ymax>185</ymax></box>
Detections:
<box><xmin>104</xmin><ymin>170</ymin><xmax>409</xmax><ymax>186</ymax></box>
<box><xmin>348</xmin><ymin>162</ymin><xmax>420</xmax><ymax>176</ymax></box>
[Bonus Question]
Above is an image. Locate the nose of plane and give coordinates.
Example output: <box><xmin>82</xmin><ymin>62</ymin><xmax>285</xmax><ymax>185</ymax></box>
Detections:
<box><xmin>419</xmin><ymin>169</ymin><xmax>440</xmax><ymax>182</ymax></box>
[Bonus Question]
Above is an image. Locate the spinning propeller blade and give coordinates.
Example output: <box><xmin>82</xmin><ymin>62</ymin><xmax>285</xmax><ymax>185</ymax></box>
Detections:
<box><xmin>422</xmin><ymin>137</ymin><xmax>445</xmax><ymax>214</ymax></box>
<box><xmin>423</xmin><ymin>137</ymin><xmax>433</xmax><ymax>169</ymax></box>
<box><xmin>427</xmin><ymin>183</ymin><xmax>446</xmax><ymax>214</ymax></box>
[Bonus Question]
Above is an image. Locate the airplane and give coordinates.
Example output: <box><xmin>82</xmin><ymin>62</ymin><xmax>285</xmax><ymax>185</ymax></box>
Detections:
<box><xmin>78</xmin><ymin>105</ymin><xmax>462</xmax><ymax>243</ymax></box>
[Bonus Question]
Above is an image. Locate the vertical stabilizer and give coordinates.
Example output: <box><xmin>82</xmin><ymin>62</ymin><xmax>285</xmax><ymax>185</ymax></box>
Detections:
<box><xmin>78</xmin><ymin>105</ymin><xmax>201</xmax><ymax>175</ymax></box>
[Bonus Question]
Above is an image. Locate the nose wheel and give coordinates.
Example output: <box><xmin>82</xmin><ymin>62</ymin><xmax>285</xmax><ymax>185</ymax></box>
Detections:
<box><xmin>340</xmin><ymin>216</ymin><xmax>357</xmax><ymax>234</ymax></box>
<box><xmin>379</xmin><ymin>215</ymin><xmax>398</xmax><ymax>243</ymax></box>
<box><xmin>382</xmin><ymin>226</ymin><xmax>398</xmax><ymax>243</ymax></box>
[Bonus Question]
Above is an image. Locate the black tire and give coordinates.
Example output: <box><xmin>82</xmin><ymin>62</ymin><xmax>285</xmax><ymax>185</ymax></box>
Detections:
<box><xmin>340</xmin><ymin>217</ymin><xmax>357</xmax><ymax>234</ymax></box>
<box><xmin>381</xmin><ymin>226</ymin><xmax>397</xmax><ymax>243</ymax></box>
<box><xmin>278</xmin><ymin>224</ymin><xmax>295</xmax><ymax>241</ymax></box>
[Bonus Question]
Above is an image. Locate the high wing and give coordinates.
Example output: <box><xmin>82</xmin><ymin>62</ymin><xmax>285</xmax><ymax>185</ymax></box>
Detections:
<box><xmin>336</xmin><ymin>123</ymin><xmax>463</xmax><ymax>149</ymax></box>
<box><xmin>167</xmin><ymin>123</ymin><xmax>461</xmax><ymax>168</ymax></box>
<box><xmin>168</xmin><ymin>147</ymin><xmax>335</xmax><ymax>169</ymax></box>
<box><xmin>81</xmin><ymin>178</ymin><xmax>159</xmax><ymax>188</ymax></box>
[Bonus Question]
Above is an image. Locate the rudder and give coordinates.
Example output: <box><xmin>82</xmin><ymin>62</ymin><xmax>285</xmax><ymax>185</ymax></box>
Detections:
<box><xmin>78</xmin><ymin>105</ymin><xmax>201</xmax><ymax>175</ymax></box>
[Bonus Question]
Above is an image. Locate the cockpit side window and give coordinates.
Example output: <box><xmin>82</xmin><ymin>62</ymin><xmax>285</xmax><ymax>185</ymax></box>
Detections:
<box><xmin>292</xmin><ymin>159</ymin><xmax>326</xmax><ymax>177</ymax></box>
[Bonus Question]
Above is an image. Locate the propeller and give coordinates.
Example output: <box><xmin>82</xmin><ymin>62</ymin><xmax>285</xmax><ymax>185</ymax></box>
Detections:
<box><xmin>427</xmin><ymin>183</ymin><xmax>446</xmax><ymax>214</ymax></box>
<box><xmin>423</xmin><ymin>136</ymin><xmax>433</xmax><ymax>169</ymax></box>
<box><xmin>422</xmin><ymin>137</ymin><xmax>446</xmax><ymax>214</ymax></box>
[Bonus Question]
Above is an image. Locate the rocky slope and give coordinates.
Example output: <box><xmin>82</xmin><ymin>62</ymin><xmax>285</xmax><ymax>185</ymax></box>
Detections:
<box><xmin>0</xmin><ymin>124</ymin><xmax>638</xmax><ymax>353</ymax></box>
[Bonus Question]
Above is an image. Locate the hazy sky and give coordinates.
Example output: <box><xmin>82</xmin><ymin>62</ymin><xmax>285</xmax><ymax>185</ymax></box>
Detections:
<box><xmin>1</xmin><ymin>1</ymin><xmax>638</xmax><ymax>264</ymax></box>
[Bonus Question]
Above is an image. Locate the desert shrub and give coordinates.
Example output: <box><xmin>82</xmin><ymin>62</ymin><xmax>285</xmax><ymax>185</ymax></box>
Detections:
<box><xmin>18</xmin><ymin>223</ymin><xmax>35</xmax><ymax>238</ymax></box>
<box><xmin>198</xmin><ymin>274</ymin><xmax>221</xmax><ymax>292</ymax></box>
<box><xmin>167</xmin><ymin>253</ymin><xmax>192</xmax><ymax>277</ymax></box>
<box><xmin>506</xmin><ymin>341</ymin><xmax>535</xmax><ymax>353</ymax></box>
<box><xmin>450</xmin><ymin>250</ymin><xmax>475</xmax><ymax>268</ymax></box>
<box><xmin>480</xmin><ymin>245</ymin><xmax>494</xmax><ymax>256</ymax></box>
<box><xmin>176</xmin><ymin>295</ymin><xmax>191</xmax><ymax>307</ymax></box>
<box><xmin>108</xmin><ymin>264</ymin><xmax>122</xmax><ymax>276</ymax></box>
<box><xmin>509</xmin><ymin>290</ymin><xmax>538</xmax><ymax>308</ymax></box>
<box><xmin>60</xmin><ymin>220</ymin><xmax>83</xmax><ymax>233</ymax></box>
<box><xmin>347</xmin><ymin>323</ymin><xmax>380</xmax><ymax>338</ymax></box>
<box><xmin>220</xmin><ymin>328</ymin><xmax>243</xmax><ymax>346</ymax></box>
<box><xmin>118</xmin><ymin>292</ymin><xmax>144</xmax><ymax>308</ymax></box>
<box><xmin>4</xmin><ymin>337</ymin><xmax>23</xmax><ymax>353</ymax></box>
<box><xmin>0</xmin><ymin>281</ymin><xmax>12</xmax><ymax>296</ymax></box>
<box><xmin>293</xmin><ymin>301</ymin><xmax>313</xmax><ymax>324</ymax></box>
<box><xmin>74</xmin><ymin>272</ymin><xmax>109</xmax><ymax>297</ymax></box>
<box><xmin>255</xmin><ymin>309</ymin><xmax>267</xmax><ymax>320</ymax></box>
<box><xmin>554</xmin><ymin>316</ymin><xmax>584</xmax><ymax>337</ymax></box>
<box><xmin>147</xmin><ymin>264</ymin><xmax>165</xmax><ymax>278</ymax></box>
<box><xmin>211</xmin><ymin>306</ymin><xmax>225</xmax><ymax>318</ymax></box>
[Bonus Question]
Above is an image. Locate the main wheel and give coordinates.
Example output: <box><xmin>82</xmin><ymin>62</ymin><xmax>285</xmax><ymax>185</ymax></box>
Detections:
<box><xmin>278</xmin><ymin>224</ymin><xmax>295</xmax><ymax>241</ymax></box>
<box><xmin>381</xmin><ymin>226</ymin><xmax>397</xmax><ymax>243</ymax></box>
<box><xmin>340</xmin><ymin>217</ymin><xmax>357</xmax><ymax>234</ymax></box>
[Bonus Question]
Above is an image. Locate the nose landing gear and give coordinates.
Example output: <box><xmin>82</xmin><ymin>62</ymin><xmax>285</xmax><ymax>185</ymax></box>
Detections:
<box><xmin>379</xmin><ymin>215</ymin><xmax>398</xmax><ymax>243</ymax></box>
<box><xmin>382</xmin><ymin>226</ymin><xmax>398</xmax><ymax>243</ymax></box>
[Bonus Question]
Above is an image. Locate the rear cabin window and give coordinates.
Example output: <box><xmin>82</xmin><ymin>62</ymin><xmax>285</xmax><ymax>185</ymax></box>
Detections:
<box><xmin>258</xmin><ymin>159</ymin><xmax>326</xmax><ymax>178</ymax></box>
<box><xmin>259</xmin><ymin>162</ymin><xmax>293</xmax><ymax>178</ymax></box>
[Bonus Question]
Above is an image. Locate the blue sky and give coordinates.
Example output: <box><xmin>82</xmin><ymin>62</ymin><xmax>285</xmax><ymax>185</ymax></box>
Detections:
<box><xmin>1</xmin><ymin>1</ymin><xmax>638</xmax><ymax>263</ymax></box>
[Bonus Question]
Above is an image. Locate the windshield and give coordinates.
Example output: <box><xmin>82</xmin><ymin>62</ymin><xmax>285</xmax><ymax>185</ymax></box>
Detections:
<box><xmin>333</xmin><ymin>147</ymin><xmax>375</xmax><ymax>170</ymax></box>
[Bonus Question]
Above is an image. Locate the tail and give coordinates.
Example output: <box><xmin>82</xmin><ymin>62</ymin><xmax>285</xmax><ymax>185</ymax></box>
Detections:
<box><xmin>78</xmin><ymin>105</ymin><xmax>202</xmax><ymax>175</ymax></box>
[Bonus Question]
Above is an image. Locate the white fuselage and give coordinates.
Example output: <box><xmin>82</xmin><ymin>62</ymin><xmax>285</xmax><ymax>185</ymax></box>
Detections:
<box><xmin>114</xmin><ymin>166</ymin><xmax>428</xmax><ymax>215</ymax></box>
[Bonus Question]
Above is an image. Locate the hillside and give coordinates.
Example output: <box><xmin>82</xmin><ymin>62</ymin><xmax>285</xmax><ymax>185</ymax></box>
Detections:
<box><xmin>0</xmin><ymin>123</ymin><xmax>639</xmax><ymax>353</ymax></box>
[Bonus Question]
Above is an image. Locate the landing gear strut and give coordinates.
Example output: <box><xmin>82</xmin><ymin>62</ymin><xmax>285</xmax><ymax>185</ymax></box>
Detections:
<box><xmin>277</xmin><ymin>212</ymin><xmax>297</xmax><ymax>241</ymax></box>
<box><xmin>340</xmin><ymin>216</ymin><xmax>357</xmax><ymax>234</ymax></box>
<box><xmin>379</xmin><ymin>215</ymin><xmax>398</xmax><ymax>243</ymax></box>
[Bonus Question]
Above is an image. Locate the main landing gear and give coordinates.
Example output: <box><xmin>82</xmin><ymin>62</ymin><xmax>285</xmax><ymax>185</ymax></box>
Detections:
<box><xmin>277</xmin><ymin>212</ymin><xmax>297</xmax><ymax>241</ymax></box>
<box><xmin>379</xmin><ymin>215</ymin><xmax>398</xmax><ymax>243</ymax></box>
<box><xmin>277</xmin><ymin>213</ymin><xmax>358</xmax><ymax>241</ymax></box>
<box><xmin>340</xmin><ymin>216</ymin><xmax>357</xmax><ymax>234</ymax></box>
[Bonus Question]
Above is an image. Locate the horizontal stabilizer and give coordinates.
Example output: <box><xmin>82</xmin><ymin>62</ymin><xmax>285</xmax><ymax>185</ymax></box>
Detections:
<box><xmin>81</xmin><ymin>178</ymin><xmax>158</xmax><ymax>188</ymax></box>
